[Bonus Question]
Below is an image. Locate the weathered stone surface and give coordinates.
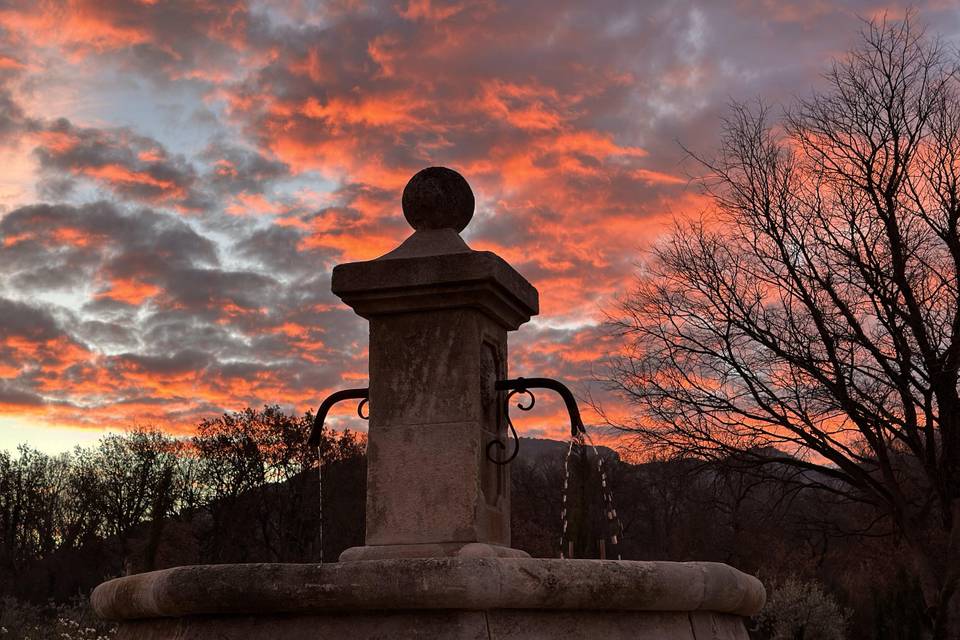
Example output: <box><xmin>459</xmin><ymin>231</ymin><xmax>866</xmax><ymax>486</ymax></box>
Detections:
<box><xmin>92</xmin><ymin>558</ymin><xmax>765</xmax><ymax>620</ymax></box>
<box><xmin>339</xmin><ymin>542</ymin><xmax>529</xmax><ymax>561</ymax></box>
<box><xmin>113</xmin><ymin>612</ymin><xmax>491</xmax><ymax>640</ymax></box>
<box><xmin>345</xmin><ymin>290</ymin><xmax>520</xmax><ymax>556</ymax></box>
<box><xmin>109</xmin><ymin>610</ymin><xmax>751</xmax><ymax>639</ymax></box>
<box><xmin>363</xmin><ymin>420</ymin><xmax>487</xmax><ymax>545</ymax></box>
<box><xmin>369</xmin><ymin>310</ymin><xmax>495</xmax><ymax>426</ymax></box>
<box><xmin>487</xmin><ymin>610</ymin><xmax>710</xmax><ymax>639</ymax></box>
<box><xmin>689</xmin><ymin>610</ymin><xmax>751</xmax><ymax>640</ymax></box>
<box><xmin>332</xmin><ymin>250</ymin><xmax>539</xmax><ymax>329</ymax></box>
<box><xmin>379</xmin><ymin>227</ymin><xmax>473</xmax><ymax>260</ymax></box>
<box><xmin>698</xmin><ymin>562</ymin><xmax>766</xmax><ymax>618</ymax></box>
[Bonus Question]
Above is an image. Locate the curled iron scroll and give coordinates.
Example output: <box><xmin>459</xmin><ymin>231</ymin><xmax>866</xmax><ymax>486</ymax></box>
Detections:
<box><xmin>486</xmin><ymin>388</ymin><xmax>535</xmax><ymax>465</ymax></box>
<box><xmin>486</xmin><ymin>377</ymin><xmax>587</xmax><ymax>465</ymax></box>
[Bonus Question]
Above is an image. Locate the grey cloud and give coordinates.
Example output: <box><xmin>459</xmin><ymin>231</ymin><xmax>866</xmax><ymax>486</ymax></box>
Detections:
<box><xmin>61</xmin><ymin>0</ymin><xmax>263</xmax><ymax>88</ymax></box>
<box><xmin>138</xmin><ymin>315</ymin><xmax>254</xmax><ymax>363</ymax></box>
<box><xmin>74</xmin><ymin>319</ymin><xmax>137</xmax><ymax>351</ymax></box>
<box><xmin>0</xmin><ymin>201</ymin><xmax>220</xmax><ymax>297</ymax></box>
<box><xmin>0</xmin><ymin>297</ymin><xmax>63</xmax><ymax>341</ymax></box>
<box><xmin>117</xmin><ymin>349</ymin><xmax>211</xmax><ymax>376</ymax></box>
<box><xmin>33</xmin><ymin>118</ymin><xmax>212</xmax><ymax>211</ymax></box>
<box><xmin>160</xmin><ymin>266</ymin><xmax>279</xmax><ymax>313</ymax></box>
<box><xmin>199</xmin><ymin>140</ymin><xmax>290</xmax><ymax>196</ymax></box>
<box><xmin>234</xmin><ymin>223</ymin><xmax>344</xmax><ymax>277</ymax></box>
<box><xmin>0</xmin><ymin>88</ymin><xmax>26</xmax><ymax>144</ymax></box>
<box><xmin>0</xmin><ymin>381</ymin><xmax>46</xmax><ymax>407</ymax></box>
<box><xmin>235</xmin><ymin>225</ymin><xmax>306</xmax><ymax>272</ymax></box>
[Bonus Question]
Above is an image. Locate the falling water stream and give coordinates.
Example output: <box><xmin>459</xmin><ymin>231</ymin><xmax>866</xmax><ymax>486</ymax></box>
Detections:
<box><xmin>560</xmin><ymin>436</ymin><xmax>575</xmax><ymax>558</ymax></box>
<box><xmin>317</xmin><ymin>445</ymin><xmax>324</xmax><ymax>565</ymax></box>
<box><xmin>560</xmin><ymin>429</ymin><xmax>624</xmax><ymax>560</ymax></box>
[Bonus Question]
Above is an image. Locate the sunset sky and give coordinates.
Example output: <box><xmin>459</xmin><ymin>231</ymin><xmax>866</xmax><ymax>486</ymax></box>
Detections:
<box><xmin>1</xmin><ymin>0</ymin><xmax>957</xmax><ymax>453</ymax></box>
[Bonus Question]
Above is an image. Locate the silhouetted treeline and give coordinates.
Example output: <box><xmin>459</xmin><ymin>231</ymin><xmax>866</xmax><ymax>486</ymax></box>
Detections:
<box><xmin>0</xmin><ymin>406</ymin><xmax>366</xmax><ymax>604</ymax></box>
<box><xmin>0</xmin><ymin>409</ymin><xmax>930</xmax><ymax>639</ymax></box>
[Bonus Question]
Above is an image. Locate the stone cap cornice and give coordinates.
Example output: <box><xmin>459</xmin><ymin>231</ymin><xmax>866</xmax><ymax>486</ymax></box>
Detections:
<box><xmin>92</xmin><ymin>558</ymin><xmax>765</xmax><ymax>621</ymax></box>
<box><xmin>332</xmin><ymin>251</ymin><xmax>539</xmax><ymax>329</ymax></box>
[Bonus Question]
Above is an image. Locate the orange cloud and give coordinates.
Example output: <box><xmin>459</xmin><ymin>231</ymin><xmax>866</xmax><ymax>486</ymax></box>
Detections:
<box><xmin>225</xmin><ymin>192</ymin><xmax>284</xmax><ymax>216</ymax></box>
<box><xmin>81</xmin><ymin>164</ymin><xmax>186</xmax><ymax>199</ymax></box>
<box><xmin>299</xmin><ymin>94</ymin><xmax>430</xmax><ymax>131</ymax></box>
<box><xmin>2</xmin><ymin>335</ymin><xmax>91</xmax><ymax>378</ymax></box>
<box><xmin>51</xmin><ymin>226</ymin><xmax>99</xmax><ymax>247</ymax></box>
<box><xmin>0</xmin><ymin>54</ymin><xmax>26</xmax><ymax>70</ymax></box>
<box><xmin>137</xmin><ymin>148</ymin><xmax>165</xmax><ymax>163</ymax></box>
<box><xmin>0</xmin><ymin>363</ymin><xmax>21</xmax><ymax>377</ymax></box>
<box><xmin>35</xmin><ymin>129</ymin><xmax>79</xmax><ymax>154</ymax></box>
<box><xmin>0</xmin><ymin>5</ymin><xmax>152</xmax><ymax>61</ymax></box>
<box><xmin>2</xmin><ymin>232</ymin><xmax>33</xmax><ymax>247</ymax></box>
<box><xmin>95</xmin><ymin>277</ymin><xmax>161</xmax><ymax>305</ymax></box>
<box><xmin>398</xmin><ymin>0</ymin><xmax>469</xmax><ymax>22</ymax></box>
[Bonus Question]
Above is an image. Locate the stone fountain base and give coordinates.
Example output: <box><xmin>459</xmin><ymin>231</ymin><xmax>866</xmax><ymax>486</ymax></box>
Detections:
<box><xmin>92</xmin><ymin>557</ymin><xmax>764</xmax><ymax>639</ymax></box>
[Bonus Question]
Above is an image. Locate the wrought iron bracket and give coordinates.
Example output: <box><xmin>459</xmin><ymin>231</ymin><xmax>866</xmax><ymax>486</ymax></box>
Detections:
<box><xmin>308</xmin><ymin>388</ymin><xmax>369</xmax><ymax>448</ymax></box>
<box><xmin>309</xmin><ymin>378</ymin><xmax>586</xmax><ymax>466</ymax></box>
<box><xmin>487</xmin><ymin>377</ymin><xmax>587</xmax><ymax>465</ymax></box>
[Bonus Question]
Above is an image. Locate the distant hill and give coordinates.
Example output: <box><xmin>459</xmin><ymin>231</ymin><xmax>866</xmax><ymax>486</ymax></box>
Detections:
<box><xmin>517</xmin><ymin>437</ymin><xmax>620</xmax><ymax>462</ymax></box>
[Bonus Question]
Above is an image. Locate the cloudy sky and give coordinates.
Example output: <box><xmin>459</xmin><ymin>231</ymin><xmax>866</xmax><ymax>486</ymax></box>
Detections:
<box><xmin>0</xmin><ymin>0</ymin><xmax>957</xmax><ymax>452</ymax></box>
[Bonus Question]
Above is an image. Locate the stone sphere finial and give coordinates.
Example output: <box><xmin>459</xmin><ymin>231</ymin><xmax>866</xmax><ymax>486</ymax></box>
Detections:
<box><xmin>402</xmin><ymin>166</ymin><xmax>474</xmax><ymax>232</ymax></box>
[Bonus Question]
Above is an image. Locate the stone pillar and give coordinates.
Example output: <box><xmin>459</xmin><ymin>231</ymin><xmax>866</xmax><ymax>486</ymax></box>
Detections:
<box><xmin>334</xmin><ymin>167</ymin><xmax>539</xmax><ymax>561</ymax></box>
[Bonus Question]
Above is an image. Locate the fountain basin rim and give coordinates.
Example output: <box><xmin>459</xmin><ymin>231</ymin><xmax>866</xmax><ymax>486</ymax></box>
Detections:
<box><xmin>92</xmin><ymin>557</ymin><xmax>765</xmax><ymax>621</ymax></box>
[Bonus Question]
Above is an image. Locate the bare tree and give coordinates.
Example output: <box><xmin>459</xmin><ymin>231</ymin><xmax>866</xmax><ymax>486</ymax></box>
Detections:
<box><xmin>191</xmin><ymin>405</ymin><xmax>332</xmax><ymax>562</ymax></box>
<box><xmin>91</xmin><ymin>429</ymin><xmax>180</xmax><ymax>538</ymax></box>
<box><xmin>607</xmin><ymin>16</ymin><xmax>960</xmax><ymax>637</ymax></box>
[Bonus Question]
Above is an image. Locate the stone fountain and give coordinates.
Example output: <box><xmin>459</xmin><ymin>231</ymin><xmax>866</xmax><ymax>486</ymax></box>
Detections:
<box><xmin>92</xmin><ymin>167</ymin><xmax>765</xmax><ymax>639</ymax></box>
